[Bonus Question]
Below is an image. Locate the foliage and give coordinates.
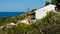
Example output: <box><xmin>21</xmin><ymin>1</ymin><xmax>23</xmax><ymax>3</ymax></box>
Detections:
<box><xmin>0</xmin><ymin>6</ymin><xmax>60</xmax><ymax>34</ymax></box>
<box><xmin>45</xmin><ymin>1</ymin><xmax>51</xmax><ymax>6</ymax></box>
<box><xmin>51</xmin><ymin>0</ymin><xmax>60</xmax><ymax>9</ymax></box>
<box><xmin>31</xmin><ymin>11</ymin><xmax>60</xmax><ymax>34</ymax></box>
<box><xmin>0</xmin><ymin>11</ymin><xmax>60</xmax><ymax>34</ymax></box>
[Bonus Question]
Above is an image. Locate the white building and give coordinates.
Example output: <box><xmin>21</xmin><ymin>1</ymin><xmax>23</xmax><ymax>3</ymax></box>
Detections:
<box><xmin>17</xmin><ymin>4</ymin><xmax>56</xmax><ymax>24</ymax></box>
<box><xmin>35</xmin><ymin>4</ymin><xmax>56</xmax><ymax>19</ymax></box>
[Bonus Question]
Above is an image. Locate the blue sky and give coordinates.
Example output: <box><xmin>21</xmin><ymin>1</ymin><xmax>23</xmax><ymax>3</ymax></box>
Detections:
<box><xmin>0</xmin><ymin>0</ymin><xmax>51</xmax><ymax>12</ymax></box>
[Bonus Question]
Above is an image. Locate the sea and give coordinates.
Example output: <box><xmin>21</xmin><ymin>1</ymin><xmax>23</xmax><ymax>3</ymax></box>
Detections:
<box><xmin>0</xmin><ymin>12</ymin><xmax>25</xmax><ymax>18</ymax></box>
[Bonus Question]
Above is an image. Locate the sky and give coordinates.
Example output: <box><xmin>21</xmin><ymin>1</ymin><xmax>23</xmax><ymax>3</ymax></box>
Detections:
<box><xmin>0</xmin><ymin>0</ymin><xmax>51</xmax><ymax>12</ymax></box>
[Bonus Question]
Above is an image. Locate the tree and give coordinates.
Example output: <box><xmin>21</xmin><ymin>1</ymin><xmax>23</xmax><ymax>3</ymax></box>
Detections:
<box><xmin>45</xmin><ymin>1</ymin><xmax>51</xmax><ymax>6</ymax></box>
<box><xmin>51</xmin><ymin>0</ymin><xmax>60</xmax><ymax>9</ymax></box>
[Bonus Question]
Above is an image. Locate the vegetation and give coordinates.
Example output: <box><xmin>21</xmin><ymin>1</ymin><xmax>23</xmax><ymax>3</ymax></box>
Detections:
<box><xmin>0</xmin><ymin>10</ymin><xmax>60</xmax><ymax>34</ymax></box>
<box><xmin>0</xmin><ymin>0</ymin><xmax>60</xmax><ymax>34</ymax></box>
<box><xmin>45</xmin><ymin>1</ymin><xmax>51</xmax><ymax>6</ymax></box>
<box><xmin>31</xmin><ymin>11</ymin><xmax>60</xmax><ymax>34</ymax></box>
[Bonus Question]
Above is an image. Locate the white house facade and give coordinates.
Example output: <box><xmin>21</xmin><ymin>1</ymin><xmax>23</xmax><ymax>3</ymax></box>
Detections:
<box><xmin>35</xmin><ymin>4</ymin><xmax>56</xmax><ymax>19</ymax></box>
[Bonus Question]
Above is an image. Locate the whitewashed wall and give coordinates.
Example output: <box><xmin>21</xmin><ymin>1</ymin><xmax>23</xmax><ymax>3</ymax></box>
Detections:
<box><xmin>35</xmin><ymin>4</ymin><xmax>56</xmax><ymax>19</ymax></box>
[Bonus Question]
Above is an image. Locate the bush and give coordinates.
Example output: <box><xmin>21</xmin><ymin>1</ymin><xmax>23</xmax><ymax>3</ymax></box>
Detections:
<box><xmin>31</xmin><ymin>11</ymin><xmax>60</xmax><ymax>34</ymax></box>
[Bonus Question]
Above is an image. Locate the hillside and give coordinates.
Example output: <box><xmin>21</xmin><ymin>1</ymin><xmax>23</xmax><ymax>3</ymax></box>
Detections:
<box><xmin>0</xmin><ymin>0</ymin><xmax>60</xmax><ymax>34</ymax></box>
<box><xmin>0</xmin><ymin>9</ymin><xmax>60</xmax><ymax>34</ymax></box>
